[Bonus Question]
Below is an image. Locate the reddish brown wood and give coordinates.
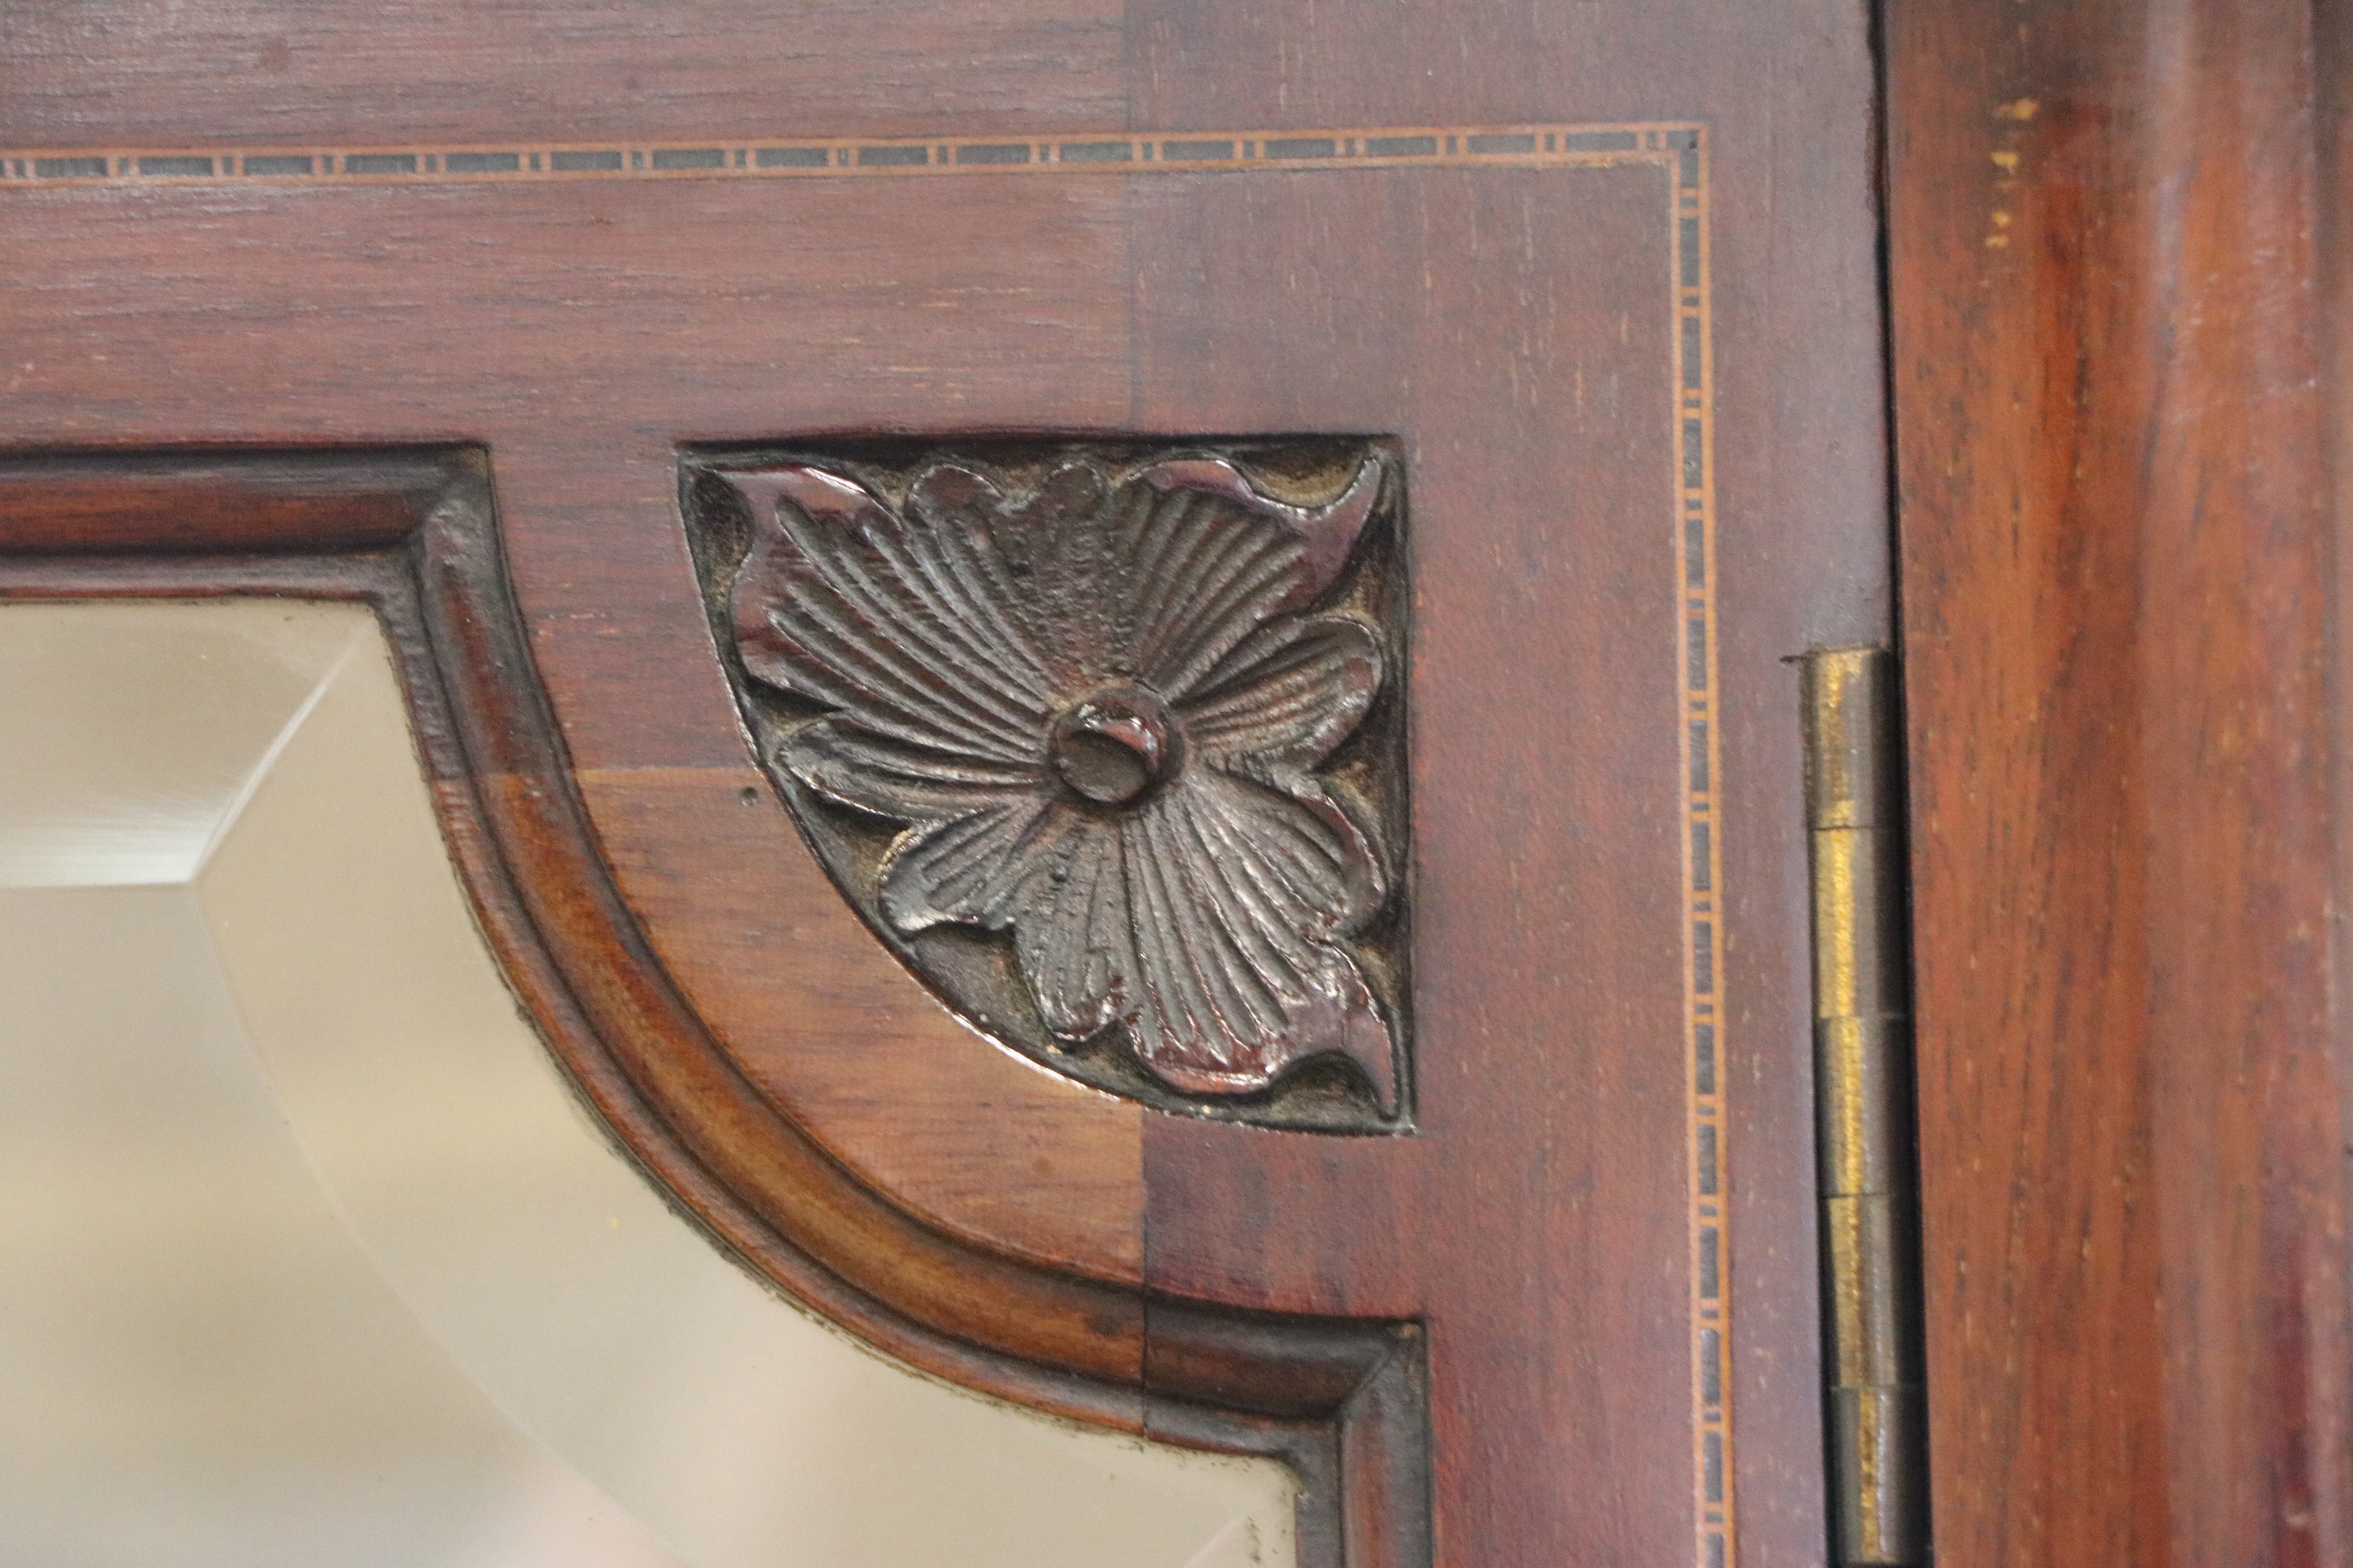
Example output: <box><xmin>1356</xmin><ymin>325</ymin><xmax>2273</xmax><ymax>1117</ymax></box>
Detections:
<box><xmin>0</xmin><ymin>0</ymin><xmax>1126</xmax><ymax>147</ymax></box>
<box><xmin>2327</xmin><ymin>1</ymin><xmax>2353</xmax><ymax>1459</ymax></box>
<box><xmin>0</xmin><ymin>451</ymin><xmax>453</xmax><ymax>552</ymax></box>
<box><xmin>1128</xmin><ymin>162</ymin><xmax>1692</xmax><ymax>1564</ymax></box>
<box><xmin>0</xmin><ymin>6</ymin><xmax>1889</xmax><ymax>1563</ymax></box>
<box><xmin>1888</xmin><ymin>1</ymin><xmax>2353</xmax><ymax>1562</ymax></box>
<box><xmin>575</xmin><ymin>763</ymin><xmax>1145</xmax><ymax>1282</ymax></box>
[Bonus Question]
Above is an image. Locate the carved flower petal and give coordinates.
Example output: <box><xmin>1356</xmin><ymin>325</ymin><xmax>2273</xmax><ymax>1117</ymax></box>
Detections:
<box><xmin>1124</xmin><ymin>775</ymin><xmax>1395</xmax><ymax>1106</ymax></box>
<box><xmin>1178</xmin><ymin>615</ymin><xmax>1383</xmax><ymax>775</ymax></box>
<box><xmin>1013</xmin><ymin>772</ymin><xmax>1395</xmax><ymax>1109</ymax></box>
<box><xmin>724</xmin><ymin>466</ymin><xmax>1062</xmax><ymax>765</ymax></box>
<box><xmin>1009</xmin><ymin>813</ymin><xmax>1135</xmax><ymax>1040</ymax></box>
<box><xmin>1124</xmin><ymin>455</ymin><xmax>1384</xmax><ymax>700</ymax></box>
<box><xmin>878</xmin><ymin>796</ymin><xmax>1078</xmax><ymax>935</ymax></box>
<box><xmin>908</xmin><ymin>460</ymin><xmax>1120</xmax><ymax>689</ymax></box>
<box><xmin>781</xmin><ymin>719</ymin><xmax>1048</xmax><ymax>822</ymax></box>
<box><xmin>1118</xmin><ymin>480</ymin><xmax>1305</xmax><ymax>699</ymax></box>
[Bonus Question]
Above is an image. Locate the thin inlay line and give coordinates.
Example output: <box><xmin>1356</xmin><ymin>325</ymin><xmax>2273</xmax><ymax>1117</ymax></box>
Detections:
<box><xmin>1665</xmin><ymin>125</ymin><xmax>1733</xmax><ymax>1568</ymax></box>
<box><xmin>0</xmin><ymin>122</ymin><xmax>1692</xmax><ymax>188</ymax></box>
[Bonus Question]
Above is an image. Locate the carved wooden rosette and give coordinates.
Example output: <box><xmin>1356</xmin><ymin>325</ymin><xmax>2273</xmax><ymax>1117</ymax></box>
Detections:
<box><xmin>686</xmin><ymin>443</ymin><xmax>1411</xmax><ymax>1131</ymax></box>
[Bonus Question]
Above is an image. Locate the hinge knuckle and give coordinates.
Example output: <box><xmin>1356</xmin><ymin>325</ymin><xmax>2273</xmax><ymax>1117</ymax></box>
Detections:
<box><xmin>1802</xmin><ymin>646</ymin><xmax>1928</xmax><ymax>1566</ymax></box>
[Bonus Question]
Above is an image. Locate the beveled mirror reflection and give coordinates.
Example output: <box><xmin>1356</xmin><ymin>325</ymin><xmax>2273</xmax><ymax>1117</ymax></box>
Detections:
<box><xmin>0</xmin><ymin>599</ymin><xmax>1295</xmax><ymax>1568</ymax></box>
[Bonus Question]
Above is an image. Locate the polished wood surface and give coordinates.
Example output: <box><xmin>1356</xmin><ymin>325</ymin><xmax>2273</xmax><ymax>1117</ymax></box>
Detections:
<box><xmin>578</xmin><ymin>764</ymin><xmax>1147</xmax><ymax>1280</ymax></box>
<box><xmin>1888</xmin><ymin>1</ymin><xmax>2353</xmax><ymax>1562</ymax></box>
<box><xmin>1</xmin><ymin>5</ymin><xmax>1890</xmax><ymax>1563</ymax></box>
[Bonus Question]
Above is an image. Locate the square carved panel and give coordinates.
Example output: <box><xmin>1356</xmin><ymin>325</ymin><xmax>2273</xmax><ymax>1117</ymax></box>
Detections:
<box><xmin>682</xmin><ymin>437</ymin><xmax>1412</xmax><ymax>1132</ymax></box>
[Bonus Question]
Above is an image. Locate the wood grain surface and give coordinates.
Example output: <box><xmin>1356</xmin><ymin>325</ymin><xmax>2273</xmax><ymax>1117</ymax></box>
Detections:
<box><xmin>0</xmin><ymin>5</ymin><xmax>1889</xmax><ymax>1563</ymax></box>
<box><xmin>1129</xmin><ymin>161</ymin><xmax>1697</xmax><ymax>1563</ymax></box>
<box><xmin>578</xmin><ymin>763</ymin><xmax>1146</xmax><ymax>1281</ymax></box>
<box><xmin>1888</xmin><ymin>1</ymin><xmax>2353</xmax><ymax>1562</ymax></box>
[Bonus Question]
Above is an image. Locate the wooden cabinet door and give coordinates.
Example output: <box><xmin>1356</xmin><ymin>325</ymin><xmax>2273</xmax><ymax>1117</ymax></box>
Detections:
<box><xmin>1</xmin><ymin>4</ymin><xmax>1889</xmax><ymax>1565</ymax></box>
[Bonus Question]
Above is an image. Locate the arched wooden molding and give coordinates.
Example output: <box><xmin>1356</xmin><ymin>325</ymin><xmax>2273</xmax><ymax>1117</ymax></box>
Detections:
<box><xmin>0</xmin><ymin>447</ymin><xmax>1432</xmax><ymax>1568</ymax></box>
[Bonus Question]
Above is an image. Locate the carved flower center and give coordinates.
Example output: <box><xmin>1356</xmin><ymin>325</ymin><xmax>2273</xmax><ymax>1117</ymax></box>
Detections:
<box><xmin>1048</xmin><ymin>686</ymin><xmax>1179</xmax><ymax>805</ymax></box>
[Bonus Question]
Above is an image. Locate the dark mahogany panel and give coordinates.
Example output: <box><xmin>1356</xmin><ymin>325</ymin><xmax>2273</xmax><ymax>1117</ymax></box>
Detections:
<box><xmin>1</xmin><ymin>5</ymin><xmax>1888</xmax><ymax>1564</ymax></box>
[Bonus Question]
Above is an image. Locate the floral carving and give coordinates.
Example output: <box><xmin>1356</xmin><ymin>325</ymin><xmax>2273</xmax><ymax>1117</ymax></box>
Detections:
<box><xmin>719</xmin><ymin>453</ymin><xmax>1399</xmax><ymax>1110</ymax></box>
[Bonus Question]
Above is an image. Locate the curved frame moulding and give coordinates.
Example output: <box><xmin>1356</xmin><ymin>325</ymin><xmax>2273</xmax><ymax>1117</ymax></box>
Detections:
<box><xmin>0</xmin><ymin>447</ymin><xmax>1430</xmax><ymax>1568</ymax></box>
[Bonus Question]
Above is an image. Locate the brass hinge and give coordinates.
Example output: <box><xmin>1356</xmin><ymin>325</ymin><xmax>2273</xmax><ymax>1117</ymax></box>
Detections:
<box><xmin>1801</xmin><ymin>648</ymin><xmax>1929</xmax><ymax>1566</ymax></box>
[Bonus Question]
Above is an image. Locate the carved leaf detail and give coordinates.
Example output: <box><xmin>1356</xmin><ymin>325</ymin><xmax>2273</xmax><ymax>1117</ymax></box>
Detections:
<box><xmin>725</xmin><ymin>455</ymin><xmax>1397</xmax><ymax>1109</ymax></box>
